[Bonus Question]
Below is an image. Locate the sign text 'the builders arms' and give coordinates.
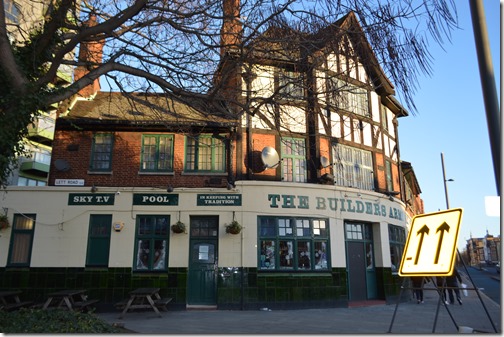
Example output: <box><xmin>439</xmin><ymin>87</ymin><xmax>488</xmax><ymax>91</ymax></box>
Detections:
<box><xmin>267</xmin><ymin>194</ymin><xmax>405</xmax><ymax>220</ymax></box>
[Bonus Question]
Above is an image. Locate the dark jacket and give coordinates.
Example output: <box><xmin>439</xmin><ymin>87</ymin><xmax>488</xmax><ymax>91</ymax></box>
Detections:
<box><xmin>446</xmin><ymin>269</ymin><xmax>462</xmax><ymax>286</ymax></box>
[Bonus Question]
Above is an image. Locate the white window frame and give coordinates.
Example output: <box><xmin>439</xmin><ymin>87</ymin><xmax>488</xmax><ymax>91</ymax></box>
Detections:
<box><xmin>332</xmin><ymin>143</ymin><xmax>374</xmax><ymax>190</ymax></box>
<box><xmin>281</xmin><ymin>138</ymin><xmax>307</xmax><ymax>182</ymax></box>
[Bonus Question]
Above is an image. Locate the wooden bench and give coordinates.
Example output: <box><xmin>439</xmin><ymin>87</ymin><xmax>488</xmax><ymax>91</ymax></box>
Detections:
<box><xmin>73</xmin><ymin>299</ymin><xmax>99</xmax><ymax>311</ymax></box>
<box><xmin>114</xmin><ymin>299</ymin><xmax>128</xmax><ymax>310</ymax></box>
<box><xmin>115</xmin><ymin>297</ymin><xmax>172</xmax><ymax>312</ymax></box>
<box><xmin>2</xmin><ymin>301</ymin><xmax>33</xmax><ymax>311</ymax></box>
<box><xmin>154</xmin><ymin>298</ymin><xmax>172</xmax><ymax>311</ymax></box>
<box><xmin>30</xmin><ymin>303</ymin><xmax>45</xmax><ymax>309</ymax></box>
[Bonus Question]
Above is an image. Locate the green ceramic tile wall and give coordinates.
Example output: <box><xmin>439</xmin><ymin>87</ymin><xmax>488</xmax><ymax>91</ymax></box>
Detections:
<box><xmin>0</xmin><ymin>266</ymin><xmax>399</xmax><ymax>308</ymax></box>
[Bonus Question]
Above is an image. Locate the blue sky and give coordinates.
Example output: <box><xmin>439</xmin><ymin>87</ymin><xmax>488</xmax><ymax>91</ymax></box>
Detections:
<box><xmin>398</xmin><ymin>1</ymin><xmax>501</xmax><ymax>251</ymax></box>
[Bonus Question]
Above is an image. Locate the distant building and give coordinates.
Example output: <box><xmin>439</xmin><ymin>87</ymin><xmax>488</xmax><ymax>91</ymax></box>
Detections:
<box><xmin>4</xmin><ymin>0</ymin><xmax>74</xmax><ymax>187</ymax></box>
<box><xmin>466</xmin><ymin>231</ymin><xmax>500</xmax><ymax>266</ymax></box>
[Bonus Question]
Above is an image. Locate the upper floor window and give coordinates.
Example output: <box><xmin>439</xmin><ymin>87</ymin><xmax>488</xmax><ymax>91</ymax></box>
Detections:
<box><xmin>185</xmin><ymin>135</ymin><xmax>225</xmax><ymax>172</ymax></box>
<box><xmin>141</xmin><ymin>135</ymin><xmax>174</xmax><ymax>172</ymax></box>
<box><xmin>90</xmin><ymin>133</ymin><xmax>113</xmax><ymax>171</ymax></box>
<box><xmin>327</xmin><ymin>78</ymin><xmax>369</xmax><ymax>117</ymax></box>
<box><xmin>5</xmin><ymin>0</ymin><xmax>20</xmax><ymax>24</ymax></box>
<box><xmin>17</xmin><ymin>177</ymin><xmax>46</xmax><ymax>186</ymax></box>
<box><xmin>278</xmin><ymin>69</ymin><xmax>303</xmax><ymax>100</ymax></box>
<box><xmin>281</xmin><ymin>138</ymin><xmax>306</xmax><ymax>182</ymax></box>
<box><xmin>259</xmin><ymin>217</ymin><xmax>329</xmax><ymax>271</ymax></box>
<box><xmin>385</xmin><ymin>160</ymin><xmax>393</xmax><ymax>192</ymax></box>
<box><xmin>381</xmin><ymin>104</ymin><xmax>388</xmax><ymax>132</ymax></box>
<box><xmin>31</xmin><ymin>150</ymin><xmax>51</xmax><ymax>165</ymax></box>
<box><xmin>332</xmin><ymin>143</ymin><xmax>374</xmax><ymax>190</ymax></box>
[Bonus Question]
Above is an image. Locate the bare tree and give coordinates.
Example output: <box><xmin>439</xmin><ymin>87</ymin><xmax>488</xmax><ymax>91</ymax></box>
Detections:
<box><xmin>0</xmin><ymin>0</ymin><xmax>457</xmax><ymax>186</ymax></box>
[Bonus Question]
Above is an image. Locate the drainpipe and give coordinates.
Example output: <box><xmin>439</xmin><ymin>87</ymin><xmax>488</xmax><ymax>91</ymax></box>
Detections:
<box><xmin>241</xmin><ymin>221</ymin><xmax>244</xmax><ymax>310</ymax></box>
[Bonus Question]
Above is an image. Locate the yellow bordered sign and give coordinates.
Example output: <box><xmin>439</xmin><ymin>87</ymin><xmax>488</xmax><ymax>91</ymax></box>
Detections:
<box><xmin>399</xmin><ymin>208</ymin><xmax>463</xmax><ymax>277</ymax></box>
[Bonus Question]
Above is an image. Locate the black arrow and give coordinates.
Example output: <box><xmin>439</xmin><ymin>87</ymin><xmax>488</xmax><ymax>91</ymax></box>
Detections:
<box><xmin>434</xmin><ymin>222</ymin><xmax>450</xmax><ymax>264</ymax></box>
<box><xmin>414</xmin><ymin>225</ymin><xmax>429</xmax><ymax>265</ymax></box>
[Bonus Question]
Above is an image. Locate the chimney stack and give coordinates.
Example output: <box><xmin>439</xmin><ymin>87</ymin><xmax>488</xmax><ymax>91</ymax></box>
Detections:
<box><xmin>220</xmin><ymin>0</ymin><xmax>242</xmax><ymax>56</ymax></box>
<box><xmin>74</xmin><ymin>14</ymin><xmax>104</xmax><ymax>99</ymax></box>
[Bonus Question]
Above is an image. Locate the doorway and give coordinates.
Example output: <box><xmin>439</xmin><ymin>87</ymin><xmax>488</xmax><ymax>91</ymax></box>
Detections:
<box><xmin>187</xmin><ymin>216</ymin><xmax>219</xmax><ymax>306</ymax></box>
<box><xmin>345</xmin><ymin>222</ymin><xmax>378</xmax><ymax>301</ymax></box>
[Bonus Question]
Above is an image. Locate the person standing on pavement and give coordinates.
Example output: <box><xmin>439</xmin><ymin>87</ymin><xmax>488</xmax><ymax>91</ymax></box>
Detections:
<box><xmin>411</xmin><ymin>277</ymin><xmax>425</xmax><ymax>304</ymax></box>
<box><xmin>446</xmin><ymin>269</ymin><xmax>463</xmax><ymax>305</ymax></box>
<box><xmin>435</xmin><ymin>276</ymin><xmax>448</xmax><ymax>304</ymax></box>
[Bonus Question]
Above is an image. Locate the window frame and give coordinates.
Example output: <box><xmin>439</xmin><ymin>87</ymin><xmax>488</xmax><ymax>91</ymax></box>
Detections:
<box><xmin>385</xmin><ymin>160</ymin><xmax>393</xmax><ymax>192</ymax></box>
<box><xmin>17</xmin><ymin>177</ymin><xmax>46</xmax><ymax>186</ymax></box>
<box><xmin>327</xmin><ymin>78</ymin><xmax>369</xmax><ymax>117</ymax></box>
<box><xmin>332</xmin><ymin>143</ymin><xmax>374</xmax><ymax>190</ymax></box>
<box><xmin>277</xmin><ymin>69</ymin><xmax>304</xmax><ymax>100</ymax></box>
<box><xmin>258</xmin><ymin>216</ymin><xmax>330</xmax><ymax>272</ymax></box>
<box><xmin>388</xmin><ymin>224</ymin><xmax>406</xmax><ymax>273</ymax></box>
<box><xmin>7</xmin><ymin>214</ymin><xmax>36</xmax><ymax>267</ymax></box>
<box><xmin>184</xmin><ymin>135</ymin><xmax>226</xmax><ymax>173</ymax></box>
<box><xmin>281</xmin><ymin>138</ymin><xmax>307</xmax><ymax>182</ymax></box>
<box><xmin>140</xmin><ymin>134</ymin><xmax>174</xmax><ymax>172</ymax></box>
<box><xmin>133</xmin><ymin>215</ymin><xmax>170</xmax><ymax>272</ymax></box>
<box><xmin>89</xmin><ymin>133</ymin><xmax>114</xmax><ymax>172</ymax></box>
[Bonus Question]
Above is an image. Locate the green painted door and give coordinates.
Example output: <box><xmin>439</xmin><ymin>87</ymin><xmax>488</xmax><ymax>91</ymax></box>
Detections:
<box><xmin>86</xmin><ymin>214</ymin><xmax>112</xmax><ymax>267</ymax></box>
<box><xmin>187</xmin><ymin>216</ymin><xmax>219</xmax><ymax>305</ymax></box>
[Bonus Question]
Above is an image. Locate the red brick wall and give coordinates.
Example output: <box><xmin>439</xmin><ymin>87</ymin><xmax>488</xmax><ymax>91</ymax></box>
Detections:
<box><xmin>374</xmin><ymin>153</ymin><xmax>386</xmax><ymax>191</ymax></box>
<box><xmin>49</xmin><ymin>131</ymin><xmax>235</xmax><ymax>188</ymax></box>
<box><xmin>246</xmin><ymin>132</ymin><xmax>277</xmax><ymax>177</ymax></box>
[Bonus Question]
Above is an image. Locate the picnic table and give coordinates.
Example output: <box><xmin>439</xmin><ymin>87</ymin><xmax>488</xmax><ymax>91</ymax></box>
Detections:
<box><xmin>0</xmin><ymin>290</ymin><xmax>33</xmax><ymax>311</ymax></box>
<box><xmin>42</xmin><ymin>289</ymin><xmax>98</xmax><ymax>311</ymax></box>
<box><xmin>116</xmin><ymin>287</ymin><xmax>172</xmax><ymax>319</ymax></box>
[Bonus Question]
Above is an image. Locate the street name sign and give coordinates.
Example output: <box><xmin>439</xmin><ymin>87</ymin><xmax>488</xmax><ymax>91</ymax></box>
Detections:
<box><xmin>399</xmin><ymin>208</ymin><xmax>463</xmax><ymax>277</ymax></box>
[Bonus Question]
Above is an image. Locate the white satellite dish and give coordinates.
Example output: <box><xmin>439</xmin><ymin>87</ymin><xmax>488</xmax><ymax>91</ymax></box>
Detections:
<box><xmin>261</xmin><ymin>146</ymin><xmax>280</xmax><ymax>169</ymax></box>
<box><xmin>54</xmin><ymin>159</ymin><xmax>70</xmax><ymax>171</ymax></box>
<box><xmin>320</xmin><ymin>156</ymin><xmax>331</xmax><ymax>168</ymax></box>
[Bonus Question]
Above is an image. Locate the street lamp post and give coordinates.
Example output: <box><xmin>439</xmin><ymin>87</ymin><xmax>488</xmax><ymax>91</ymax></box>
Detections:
<box><xmin>441</xmin><ymin>152</ymin><xmax>454</xmax><ymax>209</ymax></box>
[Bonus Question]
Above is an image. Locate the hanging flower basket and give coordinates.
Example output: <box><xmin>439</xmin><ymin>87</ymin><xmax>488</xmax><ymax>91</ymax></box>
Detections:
<box><xmin>0</xmin><ymin>214</ymin><xmax>9</xmax><ymax>230</ymax></box>
<box><xmin>171</xmin><ymin>221</ymin><xmax>186</xmax><ymax>234</ymax></box>
<box><xmin>225</xmin><ymin>220</ymin><xmax>242</xmax><ymax>234</ymax></box>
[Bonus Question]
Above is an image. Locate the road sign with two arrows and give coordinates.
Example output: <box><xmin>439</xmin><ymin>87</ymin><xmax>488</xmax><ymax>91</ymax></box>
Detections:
<box><xmin>399</xmin><ymin>208</ymin><xmax>463</xmax><ymax>277</ymax></box>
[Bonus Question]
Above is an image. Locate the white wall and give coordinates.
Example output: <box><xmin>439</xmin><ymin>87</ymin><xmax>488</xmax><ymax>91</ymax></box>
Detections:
<box><xmin>0</xmin><ymin>183</ymin><xmax>408</xmax><ymax>269</ymax></box>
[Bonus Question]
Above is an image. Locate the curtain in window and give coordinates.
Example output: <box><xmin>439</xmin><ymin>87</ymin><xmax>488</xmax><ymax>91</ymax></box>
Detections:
<box><xmin>10</xmin><ymin>234</ymin><xmax>31</xmax><ymax>264</ymax></box>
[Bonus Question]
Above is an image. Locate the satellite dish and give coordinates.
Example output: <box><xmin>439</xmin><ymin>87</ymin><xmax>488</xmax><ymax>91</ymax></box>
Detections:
<box><xmin>320</xmin><ymin>156</ymin><xmax>331</xmax><ymax>168</ymax></box>
<box><xmin>261</xmin><ymin>146</ymin><xmax>280</xmax><ymax>169</ymax></box>
<box><xmin>54</xmin><ymin>159</ymin><xmax>70</xmax><ymax>171</ymax></box>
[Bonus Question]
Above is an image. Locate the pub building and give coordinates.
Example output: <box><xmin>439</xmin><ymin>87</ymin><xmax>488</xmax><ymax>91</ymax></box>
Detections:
<box><xmin>0</xmin><ymin>5</ymin><xmax>424</xmax><ymax>310</ymax></box>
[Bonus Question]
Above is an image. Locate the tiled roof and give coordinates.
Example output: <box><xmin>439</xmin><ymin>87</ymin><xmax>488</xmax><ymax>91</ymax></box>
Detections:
<box><xmin>61</xmin><ymin>91</ymin><xmax>238</xmax><ymax>127</ymax></box>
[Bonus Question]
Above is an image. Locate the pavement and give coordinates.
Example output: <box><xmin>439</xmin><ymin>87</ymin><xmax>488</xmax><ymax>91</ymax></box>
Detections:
<box><xmin>97</xmin><ymin>273</ymin><xmax>501</xmax><ymax>334</ymax></box>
